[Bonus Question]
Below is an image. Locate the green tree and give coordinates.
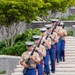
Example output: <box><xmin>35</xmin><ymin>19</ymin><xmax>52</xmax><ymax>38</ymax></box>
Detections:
<box><xmin>0</xmin><ymin>0</ymin><xmax>44</xmax><ymax>47</ymax></box>
<box><xmin>42</xmin><ymin>0</ymin><xmax>73</xmax><ymax>19</ymax></box>
<box><xmin>0</xmin><ymin>0</ymin><xmax>75</xmax><ymax>47</ymax></box>
<box><xmin>68</xmin><ymin>0</ymin><xmax>75</xmax><ymax>6</ymax></box>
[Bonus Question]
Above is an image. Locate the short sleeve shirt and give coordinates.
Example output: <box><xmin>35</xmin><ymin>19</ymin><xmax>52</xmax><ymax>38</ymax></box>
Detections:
<box><xmin>61</xmin><ymin>29</ymin><xmax>67</xmax><ymax>40</ymax></box>
<box><xmin>20</xmin><ymin>51</ymin><xmax>40</xmax><ymax>68</ymax></box>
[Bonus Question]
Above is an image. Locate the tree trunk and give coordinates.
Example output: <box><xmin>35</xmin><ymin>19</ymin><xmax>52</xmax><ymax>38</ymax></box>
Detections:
<box><xmin>0</xmin><ymin>21</ymin><xmax>24</xmax><ymax>47</ymax></box>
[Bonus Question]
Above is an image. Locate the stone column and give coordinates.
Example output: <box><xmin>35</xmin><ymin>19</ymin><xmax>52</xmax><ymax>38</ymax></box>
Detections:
<box><xmin>72</xmin><ymin>25</ymin><xmax>75</xmax><ymax>37</ymax></box>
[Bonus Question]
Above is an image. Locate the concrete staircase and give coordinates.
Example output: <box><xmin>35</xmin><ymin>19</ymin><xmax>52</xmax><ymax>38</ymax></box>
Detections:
<box><xmin>51</xmin><ymin>36</ymin><xmax>75</xmax><ymax>75</ymax></box>
<box><xmin>11</xmin><ymin>36</ymin><xmax>75</xmax><ymax>75</ymax></box>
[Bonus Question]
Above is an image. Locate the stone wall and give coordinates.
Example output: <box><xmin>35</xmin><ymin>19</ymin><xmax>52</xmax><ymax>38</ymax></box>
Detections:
<box><xmin>63</xmin><ymin>21</ymin><xmax>75</xmax><ymax>31</ymax></box>
<box><xmin>27</xmin><ymin>21</ymin><xmax>75</xmax><ymax>31</ymax></box>
<box><xmin>0</xmin><ymin>21</ymin><xmax>75</xmax><ymax>41</ymax></box>
<box><xmin>0</xmin><ymin>55</ymin><xmax>20</xmax><ymax>75</ymax></box>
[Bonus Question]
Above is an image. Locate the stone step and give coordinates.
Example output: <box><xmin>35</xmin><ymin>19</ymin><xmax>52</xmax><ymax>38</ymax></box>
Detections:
<box><xmin>17</xmin><ymin>64</ymin><xmax>75</xmax><ymax>68</ymax></box>
<box><xmin>65</xmin><ymin>38</ymin><xmax>75</xmax><ymax>40</ymax></box>
<box><xmin>65</xmin><ymin>56</ymin><xmax>75</xmax><ymax>58</ymax></box>
<box><xmin>66</xmin><ymin>43</ymin><xmax>75</xmax><ymax>44</ymax></box>
<box><xmin>65</xmin><ymin>37</ymin><xmax>75</xmax><ymax>38</ymax></box>
<box><xmin>65</xmin><ymin>53</ymin><xmax>75</xmax><ymax>55</ymax></box>
<box><xmin>60</xmin><ymin>58</ymin><xmax>75</xmax><ymax>60</ymax></box>
<box><xmin>65</xmin><ymin>45</ymin><xmax>75</xmax><ymax>46</ymax></box>
<box><xmin>65</xmin><ymin>43</ymin><xmax>75</xmax><ymax>45</ymax></box>
<box><xmin>65</xmin><ymin>53</ymin><xmax>75</xmax><ymax>54</ymax></box>
<box><xmin>66</xmin><ymin>39</ymin><xmax>75</xmax><ymax>40</ymax></box>
<box><xmin>56</xmin><ymin>68</ymin><xmax>75</xmax><ymax>72</ymax></box>
<box><xmin>65</xmin><ymin>47</ymin><xmax>75</xmax><ymax>49</ymax></box>
<box><xmin>65</xmin><ymin>49</ymin><xmax>75</xmax><ymax>51</ymax></box>
<box><xmin>51</xmin><ymin>72</ymin><xmax>75</xmax><ymax>75</ymax></box>
<box><xmin>62</xmin><ymin>48</ymin><xmax>75</xmax><ymax>50</ymax></box>
<box><xmin>65</xmin><ymin>46</ymin><xmax>75</xmax><ymax>48</ymax></box>
<box><xmin>65</xmin><ymin>43</ymin><xmax>75</xmax><ymax>44</ymax></box>
<box><xmin>56</xmin><ymin>66</ymin><xmax>75</xmax><ymax>68</ymax></box>
<box><xmin>65</xmin><ymin>54</ymin><xmax>75</xmax><ymax>56</ymax></box>
<box><xmin>65</xmin><ymin>51</ymin><xmax>75</xmax><ymax>53</ymax></box>
<box><xmin>11</xmin><ymin>72</ymin><xmax>23</xmax><ymax>75</ymax></box>
<box><xmin>56</xmin><ymin>64</ymin><xmax>75</xmax><ymax>68</ymax></box>
<box><xmin>65</xmin><ymin>59</ymin><xmax>75</xmax><ymax>62</ymax></box>
<box><xmin>66</xmin><ymin>41</ymin><xmax>75</xmax><ymax>42</ymax></box>
<box><xmin>65</xmin><ymin>48</ymin><xmax>75</xmax><ymax>50</ymax></box>
<box><xmin>65</xmin><ymin>44</ymin><xmax>75</xmax><ymax>45</ymax></box>
<box><xmin>16</xmin><ymin>65</ymin><xmax>24</xmax><ymax>68</ymax></box>
<box><xmin>65</xmin><ymin>38</ymin><xmax>75</xmax><ymax>39</ymax></box>
<box><xmin>56</xmin><ymin>61</ymin><xmax>75</xmax><ymax>64</ymax></box>
<box><xmin>66</xmin><ymin>40</ymin><xmax>75</xmax><ymax>41</ymax></box>
<box><xmin>65</xmin><ymin>36</ymin><xmax>75</xmax><ymax>38</ymax></box>
<box><xmin>14</xmin><ymin>68</ymin><xmax>23</xmax><ymax>72</ymax></box>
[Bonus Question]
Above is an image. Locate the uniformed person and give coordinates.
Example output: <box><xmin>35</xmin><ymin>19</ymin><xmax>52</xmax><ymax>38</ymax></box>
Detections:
<box><xmin>33</xmin><ymin>35</ymin><xmax>46</xmax><ymax>75</ymax></box>
<box><xmin>40</xmin><ymin>27</ymin><xmax>51</xmax><ymax>75</ymax></box>
<box><xmin>53</xmin><ymin>21</ymin><xmax>67</xmax><ymax>62</ymax></box>
<box><xmin>50</xmin><ymin>19</ymin><xmax>59</xmax><ymax>27</ymax></box>
<box><xmin>58</xmin><ymin>22</ymin><xmax>67</xmax><ymax>61</ymax></box>
<box><xmin>51</xmin><ymin>19</ymin><xmax>61</xmax><ymax>63</ymax></box>
<box><xmin>45</xmin><ymin>24</ymin><xmax>58</xmax><ymax>73</ymax></box>
<box><xmin>20</xmin><ymin>42</ymin><xmax>40</xmax><ymax>75</ymax></box>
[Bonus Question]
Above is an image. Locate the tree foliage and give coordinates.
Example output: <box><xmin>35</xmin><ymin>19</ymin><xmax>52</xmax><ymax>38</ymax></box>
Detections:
<box><xmin>0</xmin><ymin>0</ymin><xmax>75</xmax><ymax>47</ymax></box>
<box><xmin>0</xmin><ymin>0</ymin><xmax>44</xmax><ymax>47</ymax></box>
<box><xmin>68</xmin><ymin>0</ymin><xmax>75</xmax><ymax>7</ymax></box>
<box><xmin>0</xmin><ymin>0</ymin><xmax>75</xmax><ymax>25</ymax></box>
<box><xmin>43</xmin><ymin>0</ymin><xmax>72</xmax><ymax>12</ymax></box>
<box><xmin>0</xmin><ymin>0</ymin><xmax>45</xmax><ymax>26</ymax></box>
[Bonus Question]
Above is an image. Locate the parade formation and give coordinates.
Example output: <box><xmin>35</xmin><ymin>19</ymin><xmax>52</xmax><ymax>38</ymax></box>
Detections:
<box><xmin>20</xmin><ymin>19</ymin><xmax>67</xmax><ymax>75</ymax></box>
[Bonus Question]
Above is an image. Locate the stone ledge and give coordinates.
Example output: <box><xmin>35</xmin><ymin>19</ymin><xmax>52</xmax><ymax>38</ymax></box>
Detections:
<box><xmin>0</xmin><ymin>55</ymin><xmax>20</xmax><ymax>75</ymax></box>
<box><xmin>0</xmin><ymin>55</ymin><xmax>21</xmax><ymax>58</ymax></box>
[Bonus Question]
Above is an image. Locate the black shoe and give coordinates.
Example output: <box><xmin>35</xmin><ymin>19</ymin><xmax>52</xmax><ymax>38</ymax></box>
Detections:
<box><xmin>57</xmin><ymin>60</ymin><xmax>59</xmax><ymax>63</ymax></box>
<box><xmin>47</xmin><ymin>74</ymin><xmax>50</xmax><ymax>75</ymax></box>
<box><xmin>63</xmin><ymin>58</ymin><xmax>65</xmax><ymax>61</ymax></box>
<box><xmin>44</xmin><ymin>72</ymin><xmax>50</xmax><ymax>75</ymax></box>
<box><xmin>51</xmin><ymin>70</ymin><xmax>55</xmax><ymax>73</ymax></box>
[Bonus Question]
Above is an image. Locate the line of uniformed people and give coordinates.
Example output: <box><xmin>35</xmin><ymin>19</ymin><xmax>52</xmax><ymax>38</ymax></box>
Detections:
<box><xmin>20</xmin><ymin>19</ymin><xmax>67</xmax><ymax>75</ymax></box>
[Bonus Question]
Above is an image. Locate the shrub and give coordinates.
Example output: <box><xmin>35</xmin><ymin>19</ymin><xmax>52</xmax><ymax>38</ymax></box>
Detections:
<box><xmin>15</xmin><ymin>28</ymin><xmax>41</xmax><ymax>42</ymax></box>
<box><xmin>57</xmin><ymin>15</ymin><xmax>75</xmax><ymax>21</ymax></box>
<box><xmin>0</xmin><ymin>70</ymin><xmax>6</xmax><ymax>74</ymax></box>
<box><xmin>0</xmin><ymin>28</ymin><xmax>41</xmax><ymax>56</ymax></box>
<box><xmin>0</xmin><ymin>41</ymin><xmax>27</xmax><ymax>56</ymax></box>
<box><xmin>68</xmin><ymin>15</ymin><xmax>75</xmax><ymax>20</ymax></box>
<box><xmin>67</xmin><ymin>30</ymin><xmax>73</xmax><ymax>36</ymax></box>
<box><xmin>0</xmin><ymin>41</ymin><xmax>6</xmax><ymax>49</ymax></box>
